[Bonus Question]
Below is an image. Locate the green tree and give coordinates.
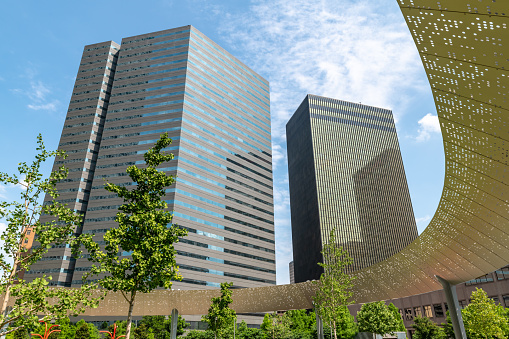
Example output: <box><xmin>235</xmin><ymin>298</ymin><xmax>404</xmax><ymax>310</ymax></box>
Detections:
<box><xmin>261</xmin><ymin>312</ymin><xmax>291</xmax><ymax>339</ymax></box>
<box><xmin>313</xmin><ymin>229</ymin><xmax>355</xmax><ymax>339</ymax></box>
<box><xmin>412</xmin><ymin>316</ymin><xmax>445</xmax><ymax>339</ymax></box>
<box><xmin>83</xmin><ymin>133</ymin><xmax>188</xmax><ymax>339</ymax></box>
<box><xmin>139</xmin><ymin>316</ymin><xmax>166</xmax><ymax>339</ymax></box>
<box><xmin>0</xmin><ymin>135</ymin><xmax>101</xmax><ymax>336</ymax></box>
<box><xmin>441</xmin><ymin>311</ymin><xmax>454</xmax><ymax>339</ymax></box>
<box><xmin>134</xmin><ymin>323</ymin><xmax>154</xmax><ymax>339</ymax></box>
<box><xmin>356</xmin><ymin>301</ymin><xmax>399</xmax><ymax>335</ymax></box>
<box><xmin>326</xmin><ymin>307</ymin><xmax>357</xmax><ymax>339</ymax></box>
<box><xmin>54</xmin><ymin>317</ymin><xmax>76</xmax><ymax>339</ymax></box>
<box><xmin>184</xmin><ymin>331</ymin><xmax>214</xmax><ymax>339</ymax></box>
<box><xmin>236</xmin><ymin>320</ymin><xmax>265</xmax><ymax>339</ymax></box>
<box><xmin>388</xmin><ymin>303</ymin><xmax>406</xmax><ymax>332</ymax></box>
<box><xmin>202</xmin><ymin>282</ymin><xmax>236</xmax><ymax>339</ymax></box>
<box><xmin>74</xmin><ymin>320</ymin><xmax>90</xmax><ymax>339</ymax></box>
<box><xmin>286</xmin><ymin>309</ymin><xmax>316</xmax><ymax>338</ymax></box>
<box><xmin>6</xmin><ymin>326</ymin><xmax>28</xmax><ymax>339</ymax></box>
<box><xmin>462</xmin><ymin>288</ymin><xmax>509</xmax><ymax>339</ymax></box>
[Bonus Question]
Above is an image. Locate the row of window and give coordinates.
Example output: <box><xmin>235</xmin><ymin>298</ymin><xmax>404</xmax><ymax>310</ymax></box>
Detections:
<box><xmin>186</xmin><ymin>68</ymin><xmax>270</xmax><ymax>128</ymax></box>
<box><xmin>191</xmin><ymin>30</ymin><xmax>267</xmax><ymax>92</ymax></box>
<box><xmin>115</xmin><ymin>65</ymin><xmax>186</xmax><ymax>81</ymax></box>
<box><xmin>189</xmin><ymin>35</ymin><xmax>269</xmax><ymax>99</ymax></box>
<box><xmin>78</xmin><ymin>65</ymin><xmax>112</xmax><ymax>74</ymax></box>
<box><xmin>122</xmin><ymin>29</ymin><xmax>190</xmax><ymax>45</ymax></box>
<box><xmin>61</xmin><ymin>130</ymin><xmax>100</xmax><ymax>138</ymax></box>
<box><xmin>178</xmin><ymin>263</ymin><xmax>275</xmax><ymax>284</ymax></box>
<box><xmin>74</xmin><ymin>80</ymin><xmax>111</xmax><ymax>90</ymax></box>
<box><xmin>121</xmin><ymin>37</ymin><xmax>188</xmax><ymax>55</ymax></box>
<box><xmin>79</xmin><ymin>57</ymin><xmax>115</xmax><ymax>67</ymax></box>
<box><xmin>67</xmin><ymin>104</ymin><xmax>106</xmax><ymax>113</ymax></box>
<box><xmin>117</xmin><ymin>47</ymin><xmax>189</xmax><ymax>68</ymax></box>
<box><xmin>110</xmin><ymin>80</ymin><xmax>185</xmax><ymax>98</ymax></box>
<box><xmin>73</xmin><ymin>87</ymin><xmax>110</xmax><ymax>97</ymax></box>
<box><xmin>187</xmin><ymin>54</ymin><xmax>270</xmax><ymax>128</ymax></box>
<box><xmin>65</xmin><ymin>111</ymin><xmax>105</xmax><ymax>121</ymax></box>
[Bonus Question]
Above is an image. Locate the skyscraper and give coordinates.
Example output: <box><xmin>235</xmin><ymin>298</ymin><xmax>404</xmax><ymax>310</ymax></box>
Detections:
<box><xmin>286</xmin><ymin>94</ymin><xmax>417</xmax><ymax>282</ymax></box>
<box><xmin>27</xmin><ymin>25</ymin><xmax>276</xmax><ymax>291</ymax></box>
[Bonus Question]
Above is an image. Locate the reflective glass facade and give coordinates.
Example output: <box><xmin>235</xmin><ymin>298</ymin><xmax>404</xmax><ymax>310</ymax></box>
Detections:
<box><xmin>27</xmin><ymin>26</ymin><xmax>275</xmax><ymax>290</ymax></box>
<box><xmin>287</xmin><ymin>94</ymin><xmax>417</xmax><ymax>282</ymax></box>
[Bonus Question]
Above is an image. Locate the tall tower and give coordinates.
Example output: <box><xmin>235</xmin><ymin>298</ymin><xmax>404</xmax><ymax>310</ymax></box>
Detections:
<box><xmin>286</xmin><ymin>94</ymin><xmax>417</xmax><ymax>282</ymax></box>
<box><xmin>27</xmin><ymin>26</ymin><xmax>275</xmax><ymax>291</ymax></box>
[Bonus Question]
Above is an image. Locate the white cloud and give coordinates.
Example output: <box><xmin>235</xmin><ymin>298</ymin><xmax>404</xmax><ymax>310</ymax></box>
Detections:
<box><xmin>29</xmin><ymin>81</ymin><xmax>50</xmax><ymax>101</ymax></box>
<box><xmin>220</xmin><ymin>0</ymin><xmax>426</xmax><ymax>143</ymax></box>
<box><xmin>415</xmin><ymin>215</ymin><xmax>432</xmax><ymax>234</ymax></box>
<box><xmin>271</xmin><ymin>144</ymin><xmax>286</xmax><ymax>170</ymax></box>
<box><xmin>273</xmin><ymin>186</ymin><xmax>290</xmax><ymax>214</ymax></box>
<box><xmin>416</xmin><ymin>113</ymin><xmax>441</xmax><ymax>142</ymax></box>
<box><xmin>11</xmin><ymin>73</ymin><xmax>59</xmax><ymax>112</ymax></box>
<box><xmin>27</xmin><ymin>101</ymin><xmax>58</xmax><ymax>111</ymax></box>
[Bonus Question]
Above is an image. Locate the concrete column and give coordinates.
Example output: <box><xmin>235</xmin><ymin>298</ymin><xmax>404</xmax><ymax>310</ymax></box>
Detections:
<box><xmin>170</xmin><ymin>308</ymin><xmax>178</xmax><ymax>339</ymax></box>
<box><xmin>436</xmin><ymin>275</ymin><xmax>467</xmax><ymax>339</ymax></box>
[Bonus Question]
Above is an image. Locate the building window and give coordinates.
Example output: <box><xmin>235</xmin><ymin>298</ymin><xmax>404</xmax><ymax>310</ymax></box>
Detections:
<box><xmin>459</xmin><ymin>300</ymin><xmax>468</xmax><ymax>309</ymax></box>
<box><xmin>444</xmin><ymin>302</ymin><xmax>448</xmax><ymax>311</ymax></box>
<box><xmin>491</xmin><ymin>296</ymin><xmax>500</xmax><ymax>304</ymax></box>
<box><xmin>465</xmin><ymin>273</ymin><xmax>494</xmax><ymax>285</ymax></box>
<box><xmin>424</xmin><ymin>305</ymin><xmax>433</xmax><ymax>318</ymax></box>
<box><xmin>27</xmin><ymin>230</ymin><xmax>31</xmax><ymax>235</ymax></box>
<box><xmin>496</xmin><ymin>267</ymin><xmax>509</xmax><ymax>280</ymax></box>
<box><xmin>433</xmin><ymin>304</ymin><xmax>444</xmax><ymax>318</ymax></box>
<box><xmin>405</xmin><ymin>308</ymin><xmax>413</xmax><ymax>321</ymax></box>
<box><xmin>414</xmin><ymin>307</ymin><xmax>422</xmax><ymax>318</ymax></box>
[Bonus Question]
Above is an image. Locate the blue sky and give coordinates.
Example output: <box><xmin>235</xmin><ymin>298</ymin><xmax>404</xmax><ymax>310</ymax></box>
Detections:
<box><xmin>0</xmin><ymin>0</ymin><xmax>444</xmax><ymax>285</ymax></box>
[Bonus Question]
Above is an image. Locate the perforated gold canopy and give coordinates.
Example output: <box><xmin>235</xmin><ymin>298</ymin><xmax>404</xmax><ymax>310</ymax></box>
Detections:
<box><xmin>6</xmin><ymin>0</ymin><xmax>506</xmax><ymax>316</ymax></box>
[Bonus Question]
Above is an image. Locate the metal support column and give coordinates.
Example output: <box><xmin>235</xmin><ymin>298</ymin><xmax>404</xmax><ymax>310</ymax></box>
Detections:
<box><xmin>436</xmin><ymin>275</ymin><xmax>467</xmax><ymax>339</ymax></box>
<box><xmin>314</xmin><ymin>308</ymin><xmax>324</xmax><ymax>339</ymax></box>
<box><xmin>170</xmin><ymin>308</ymin><xmax>179</xmax><ymax>339</ymax></box>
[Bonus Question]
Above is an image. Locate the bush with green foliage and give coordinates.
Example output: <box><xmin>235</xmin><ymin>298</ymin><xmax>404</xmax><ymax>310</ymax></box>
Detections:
<box><xmin>262</xmin><ymin>312</ymin><xmax>291</xmax><ymax>339</ymax></box>
<box><xmin>387</xmin><ymin>303</ymin><xmax>405</xmax><ymax>332</ymax></box>
<box><xmin>184</xmin><ymin>330</ymin><xmax>215</xmax><ymax>339</ymax></box>
<box><xmin>202</xmin><ymin>282</ymin><xmax>236</xmax><ymax>339</ymax></box>
<box><xmin>74</xmin><ymin>320</ymin><xmax>90</xmax><ymax>339</ymax></box>
<box><xmin>356</xmin><ymin>301</ymin><xmax>400</xmax><ymax>335</ymax></box>
<box><xmin>462</xmin><ymin>288</ymin><xmax>509</xmax><ymax>338</ymax></box>
<box><xmin>412</xmin><ymin>316</ymin><xmax>445</xmax><ymax>339</ymax></box>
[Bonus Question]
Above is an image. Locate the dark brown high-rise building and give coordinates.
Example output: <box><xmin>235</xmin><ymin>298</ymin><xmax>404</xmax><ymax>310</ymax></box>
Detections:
<box><xmin>27</xmin><ymin>26</ymin><xmax>275</xmax><ymax>292</ymax></box>
<box><xmin>286</xmin><ymin>95</ymin><xmax>417</xmax><ymax>282</ymax></box>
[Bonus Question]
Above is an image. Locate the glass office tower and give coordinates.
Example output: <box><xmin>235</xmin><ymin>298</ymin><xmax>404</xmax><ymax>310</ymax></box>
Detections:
<box><xmin>27</xmin><ymin>26</ymin><xmax>275</xmax><ymax>290</ymax></box>
<box><xmin>286</xmin><ymin>94</ymin><xmax>417</xmax><ymax>282</ymax></box>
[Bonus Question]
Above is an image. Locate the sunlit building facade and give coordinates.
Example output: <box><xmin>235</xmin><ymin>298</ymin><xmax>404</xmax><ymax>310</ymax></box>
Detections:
<box><xmin>287</xmin><ymin>94</ymin><xmax>417</xmax><ymax>282</ymax></box>
<box><xmin>27</xmin><ymin>25</ymin><xmax>276</xmax><ymax>291</ymax></box>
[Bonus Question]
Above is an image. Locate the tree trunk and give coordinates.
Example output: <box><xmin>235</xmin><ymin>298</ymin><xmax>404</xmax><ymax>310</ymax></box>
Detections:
<box><xmin>332</xmin><ymin>320</ymin><xmax>337</xmax><ymax>339</ymax></box>
<box><xmin>125</xmin><ymin>291</ymin><xmax>137</xmax><ymax>339</ymax></box>
<box><xmin>1</xmin><ymin>261</ymin><xmax>18</xmax><ymax>319</ymax></box>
